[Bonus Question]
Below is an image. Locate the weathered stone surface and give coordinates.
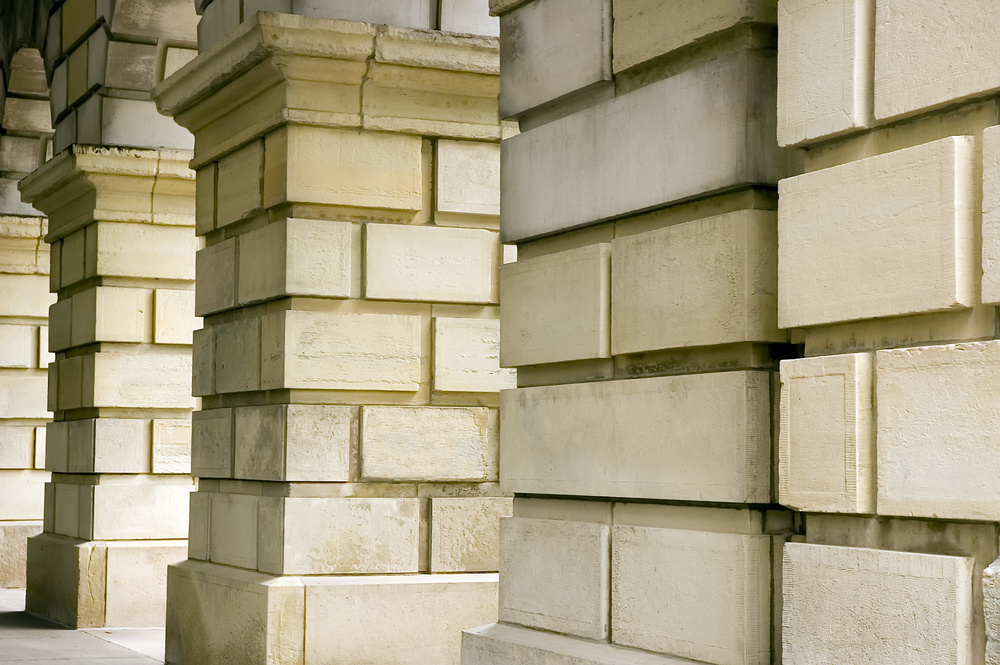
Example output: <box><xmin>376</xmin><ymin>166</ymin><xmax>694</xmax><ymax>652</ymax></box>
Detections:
<box><xmin>778</xmin><ymin>136</ymin><xmax>975</xmax><ymax>328</ymax></box>
<box><xmin>612</xmin><ymin>525</ymin><xmax>771</xmax><ymax>665</ymax></box>
<box><xmin>501</xmin><ymin>48</ymin><xmax>782</xmax><ymax>242</ymax></box>
<box><xmin>195</xmin><ymin>239</ymin><xmax>235</xmax><ymax>316</ymax></box>
<box><xmin>436</xmin><ymin>140</ymin><xmax>500</xmax><ymax>218</ymax></box>
<box><xmin>876</xmin><ymin>341</ymin><xmax>1000</xmax><ymax>521</ymax></box>
<box><xmin>0</xmin><ymin>521</ymin><xmax>42</xmax><ymax>588</ymax></box>
<box><xmin>779</xmin><ymin>353</ymin><xmax>876</xmax><ymax>514</ymax></box>
<box><xmin>501</xmin><ymin>373</ymin><xmax>771</xmax><ymax>502</ymax></box>
<box><xmin>874</xmin><ymin>0</ymin><xmax>1000</xmax><ymax>121</ymax></box>
<box><xmin>783</xmin><ymin>543</ymin><xmax>974</xmax><ymax>664</ymax></box>
<box><xmin>360</xmin><ymin>406</ymin><xmax>497</xmax><ymax>481</ymax></box>
<box><xmin>612</xmin><ymin>210</ymin><xmax>782</xmax><ymax>354</ymax></box>
<box><xmin>430</xmin><ymin>497</ymin><xmax>511</xmax><ymax>572</ymax></box>
<box><xmin>104</xmin><ymin>542</ymin><xmax>188</xmax><ymax>627</ymax></box>
<box><xmin>499</xmin><ymin>517</ymin><xmax>610</xmax><ymax>639</ymax></box>
<box><xmin>777</xmin><ymin>0</ymin><xmax>873</xmax><ymax>146</ymax></box>
<box><xmin>440</xmin><ymin>0</ymin><xmax>499</xmax><ymax>37</ymax></box>
<box><xmin>191</xmin><ymin>408</ymin><xmax>231</xmax><ymax>478</ymax></box>
<box><xmin>433</xmin><ymin>317</ymin><xmax>515</xmax><ymax>392</ymax></box>
<box><xmin>615</xmin><ymin>0</ymin><xmax>777</xmax><ymax>72</ymax></box>
<box><xmin>500</xmin><ymin>244</ymin><xmax>610</xmax><ymax>367</ymax></box>
<box><xmin>981</xmin><ymin>125</ymin><xmax>1000</xmax><ymax>304</ymax></box>
<box><xmin>234</xmin><ymin>404</ymin><xmax>352</xmax><ymax>482</ymax></box>
<box><xmin>498</xmin><ymin>0</ymin><xmax>611</xmax><ymax>118</ymax></box>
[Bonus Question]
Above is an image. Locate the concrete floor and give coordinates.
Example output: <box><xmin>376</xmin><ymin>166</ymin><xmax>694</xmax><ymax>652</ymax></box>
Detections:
<box><xmin>0</xmin><ymin>590</ymin><xmax>165</xmax><ymax>664</ymax></box>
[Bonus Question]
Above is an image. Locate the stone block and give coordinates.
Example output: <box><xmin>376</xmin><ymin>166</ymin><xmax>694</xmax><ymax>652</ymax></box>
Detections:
<box><xmin>104</xmin><ymin>542</ymin><xmax>188</xmax><ymax>627</ymax></box>
<box><xmin>463</xmin><ymin>622</ymin><xmax>696</xmax><ymax>665</ymax></box>
<box><xmin>217</xmin><ymin>140</ymin><xmax>263</xmax><ymax>226</ymax></box>
<box><xmin>874</xmin><ymin>0</ymin><xmax>1000</xmax><ymax>121</ymax></box>
<box><xmin>233</xmin><ymin>404</ymin><xmax>352</xmax><ymax>482</ymax></box>
<box><xmin>87</xmin><ymin>481</ymin><xmax>192</xmax><ymax>540</ymax></box>
<box><xmin>192</xmin><ymin>327</ymin><xmax>214</xmax><ymax>397</ymax></box>
<box><xmin>243</xmin><ymin>0</ymin><xmax>437</xmax><ymax>30</ymax></box>
<box><xmin>778</xmin><ymin>136</ymin><xmax>975</xmax><ymax>328</ymax></box>
<box><xmin>71</xmin><ymin>286</ymin><xmax>147</xmax><ymax>346</ymax></box>
<box><xmin>71</xmin><ymin>418</ymin><xmax>151</xmax><ymax>473</ymax></box>
<box><xmin>499</xmin><ymin>244</ymin><xmax>610</xmax><ymax>367</ymax></box>
<box><xmin>264</xmin><ymin>125</ymin><xmax>422</xmax><ymax>212</ymax></box>
<box><xmin>876</xmin><ymin>341</ymin><xmax>1000</xmax><ymax>521</ymax></box>
<box><xmin>3</xmin><ymin>98</ymin><xmax>51</xmax><ymax>134</ymax></box>
<box><xmin>985</xmin><ymin>558</ymin><xmax>1000</xmax><ymax>663</ymax></box>
<box><xmin>365</xmin><ymin>224</ymin><xmax>498</xmax><ymax>304</ymax></box>
<box><xmin>502</xmin><ymin>49</ymin><xmax>781</xmax><ymax>242</ymax></box>
<box><xmin>0</xmin><ymin>427</ymin><xmax>35</xmax><ymax>470</ymax></box>
<box><xmin>612</xmin><ymin>210</ymin><xmax>781</xmax><ymax>354</ymax></box>
<box><xmin>154</xmin><ymin>289</ymin><xmax>196</xmax><ymax>344</ymax></box>
<box><xmin>360</xmin><ymin>406</ymin><xmax>497</xmax><ymax>481</ymax></box>
<box><xmin>777</xmin><ymin>0</ymin><xmax>873</xmax><ymax>146</ymax></box>
<box><xmin>90</xmin><ymin>350</ymin><xmax>194</xmax><ymax>409</ymax></box>
<box><xmin>261</xmin><ymin>310</ymin><xmax>421</xmax><ymax>391</ymax></box>
<box><xmin>0</xmin><ymin>275</ymin><xmax>52</xmax><ymax>318</ymax></box>
<box><xmin>94</xmin><ymin>222</ymin><xmax>196</xmax><ymax>281</ymax></box>
<box><xmin>0</xmin><ymin>521</ymin><xmax>42</xmax><ymax>589</ymax></box>
<box><xmin>499</xmin><ymin>517</ymin><xmax>610</xmax><ymax>639</ymax></box>
<box><xmin>195</xmin><ymin>238</ymin><xmax>236</xmax><ymax>316</ymax></box>
<box><xmin>433</xmin><ymin>317</ymin><xmax>515</xmax><ymax>392</ymax></box>
<box><xmin>612</xmin><ymin>525</ymin><xmax>771</xmax><ymax>665</ymax></box>
<box><xmin>0</xmin><ymin>375</ymin><xmax>48</xmax><ymax>420</ymax></box>
<box><xmin>192</xmin><ymin>409</ymin><xmax>232</xmax><ymax>478</ymax></box>
<box><xmin>430</xmin><ymin>497</ymin><xmax>511</xmax><ymax>572</ymax></box>
<box><xmin>501</xmin><ymin>372</ymin><xmax>772</xmax><ymax>502</ymax></box>
<box><xmin>26</xmin><ymin>532</ymin><xmax>108</xmax><ymax>629</ymax></box>
<box><xmin>214</xmin><ymin>317</ymin><xmax>260</xmax><ymax>394</ymax></box>
<box><xmin>152</xmin><ymin>419</ymin><xmax>191</xmax><ymax>474</ymax></box>
<box><xmin>0</xmin><ymin>470</ymin><xmax>46</xmax><ymax>519</ymax></box>
<box><xmin>303</xmin><ymin>574</ymin><xmax>498</xmax><ymax>664</ymax></box>
<box><xmin>436</xmin><ymin>140</ymin><xmax>500</xmax><ymax>218</ymax></box>
<box><xmin>982</xmin><ymin>125</ymin><xmax>1000</xmax><ymax>304</ymax></box>
<box><xmin>441</xmin><ymin>0</ymin><xmax>499</xmax><ymax>36</ymax></box>
<box><xmin>499</xmin><ymin>0</ymin><xmax>611</xmax><ymax>118</ymax></box>
<box><xmin>615</xmin><ymin>0</ymin><xmax>778</xmax><ymax>72</ymax></box>
<box><xmin>164</xmin><ymin>47</ymin><xmax>198</xmax><ymax>80</ymax></box>
<box><xmin>237</xmin><ymin>218</ymin><xmax>355</xmax><ymax>304</ymax></box>
<box><xmin>779</xmin><ymin>353</ymin><xmax>875</xmax><ymax>514</ymax></box>
<box><xmin>258</xmin><ymin>497</ymin><xmax>422</xmax><ymax>575</ymax></box>
<box><xmin>110</xmin><ymin>0</ymin><xmax>199</xmax><ymax>43</ymax></box>
<box><xmin>104</xmin><ymin>40</ymin><xmax>158</xmax><ymax>91</ymax></box>
<box><xmin>209</xmin><ymin>493</ymin><xmax>259</xmax><ymax>569</ymax></box>
<box><xmin>783</xmin><ymin>543</ymin><xmax>973</xmax><ymax>664</ymax></box>
<box><xmin>0</xmin><ymin>135</ymin><xmax>41</xmax><ymax>173</ymax></box>
<box><xmin>84</xmin><ymin>97</ymin><xmax>194</xmax><ymax>150</ymax></box>
<box><xmin>194</xmin><ymin>164</ymin><xmax>215</xmax><ymax>235</ymax></box>
<box><xmin>0</xmin><ymin>324</ymin><xmax>37</xmax><ymax>368</ymax></box>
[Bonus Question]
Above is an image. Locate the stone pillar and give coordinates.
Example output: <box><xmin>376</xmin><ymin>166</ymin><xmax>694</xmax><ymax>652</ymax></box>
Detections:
<box><xmin>155</xmin><ymin>9</ymin><xmax>507</xmax><ymax>663</ymax></box>
<box><xmin>0</xmin><ymin>47</ymin><xmax>53</xmax><ymax>589</ymax></box>
<box><xmin>18</xmin><ymin>0</ymin><xmax>200</xmax><ymax>628</ymax></box>
<box><xmin>464</xmin><ymin>1</ymin><xmax>790</xmax><ymax>664</ymax></box>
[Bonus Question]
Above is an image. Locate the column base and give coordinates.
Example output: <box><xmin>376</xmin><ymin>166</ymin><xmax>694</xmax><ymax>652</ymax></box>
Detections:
<box><xmin>0</xmin><ymin>521</ymin><xmax>42</xmax><ymax>588</ymax></box>
<box><xmin>166</xmin><ymin>559</ymin><xmax>498</xmax><ymax>665</ymax></box>
<box><xmin>25</xmin><ymin>532</ymin><xmax>186</xmax><ymax>628</ymax></box>
<box><xmin>462</xmin><ymin>623</ymin><xmax>695</xmax><ymax>664</ymax></box>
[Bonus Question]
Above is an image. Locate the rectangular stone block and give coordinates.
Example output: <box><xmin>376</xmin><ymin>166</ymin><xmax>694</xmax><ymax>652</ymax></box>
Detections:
<box><xmin>440</xmin><ymin>0</ymin><xmax>499</xmax><ymax>36</ymax></box>
<box><xmin>90</xmin><ymin>482</ymin><xmax>192</xmax><ymax>540</ymax></box>
<box><xmin>982</xmin><ymin>125</ymin><xmax>1000</xmax><ymax>304</ymax></box>
<box><xmin>234</xmin><ymin>404</ymin><xmax>351</xmax><ymax>482</ymax></box>
<box><xmin>0</xmin><ymin>521</ymin><xmax>42</xmax><ymax>589</ymax></box>
<box><xmin>0</xmin><ymin>427</ymin><xmax>35</xmax><ymax>469</ymax></box>
<box><xmin>364</xmin><ymin>224</ymin><xmax>498</xmax><ymax>304</ymax></box>
<box><xmin>612</xmin><ymin>525</ymin><xmax>771</xmax><ymax>665</ymax></box>
<box><xmin>304</xmin><ymin>574</ymin><xmax>498</xmax><ymax>664</ymax></box>
<box><xmin>191</xmin><ymin>409</ymin><xmax>232</xmax><ymax>478</ymax></box>
<box><xmin>501</xmin><ymin>48</ymin><xmax>782</xmax><ymax>242</ymax></box>
<box><xmin>0</xmin><ymin>324</ymin><xmax>37</xmax><ymax>368</ymax></box>
<box><xmin>209</xmin><ymin>492</ymin><xmax>259</xmax><ymax>569</ymax></box>
<box><xmin>500</xmin><ymin>244</ymin><xmax>610</xmax><ymax>367</ymax></box>
<box><xmin>93</xmin><ymin>222</ymin><xmax>195</xmax><ymax>281</ymax></box>
<box><xmin>73</xmin><ymin>418</ymin><xmax>151</xmax><ymax>473</ymax></box>
<box><xmin>264</xmin><ymin>125</ymin><xmax>422</xmax><ymax>212</ymax></box>
<box><xmin>191</xmin><ymin>327</ymin><xmax>214</xmax><ymax>397</ymax></box>
<box><xmin>783</xmin><ymin>543</ymin><xmax>973</xmax><ymax>664</ymax></box>
<box><xmin>501</xmin><ymin>372</ymin><xmax>771</xmax><ymax>502</ymax></box>
<box><xmin>195</xmin><ymin>239</ymin><xmax>236</xmax><ymax>316</ymax></box>
<box><xmin>90</xmin><ymin>350</ymin><xmax>194</xmax><ymax>409</ymax></box>
<box><xmin>152</xmin><ymin>419</ymin><xmax>191</xmax><ymax>474</ymax></box>
<box><xmin>436</xmin><ymin>140</ymin><xmax>500</xmax><ymax>218</ymax></box>
<box><xmin>260</xmin><ymin>497</ymin><xmax>421</xmax><ymax>575</ymax></box>
<box><xmin>0</xmin><ymin>375</ymin><xmax>48</xmax><ymax>420</ymax></box>
<box><xmin>104</xmin><ymin>542</ymin><xmax>188</xmax><ymax>628</ymax></box>
<box><xmin>612</xmin><ymin>210</ymin><xmax>781</xmax><ymax>354</ymax></box>
<box><xmin>876</xmin><ymin>341</ymin><xmax>1000</xmax><ymax>521</ymax></box>
<box><xmin>874</xmin><ymin>0</ymin><xmax>1000</xmax><ymax>121</ymax></box>
<box><xmin>430</xmin><ymin>497</ymin><xmax>512</xmax><ymax>573</ymax></box>
<box><xmin>615</xmin><ymin>0</ymin><xmax>777</xmax><ymax>72</ymax></box>
<box><xmin>433</xmin><ymin>317</ymin><xmax>515</xmax><ymax>393</ymax></box>
<box><xmin>463</xmin><ymin>623</ymin><xmax>694</xmax><ymax>665</ymax></box>
<box><xmin>0</xmin><ymin>275</ymin><xmax>53</xmax><ymax>318</ymax></box>
<box><xmin>261</xmin><ymin>310</ymin><xmax>421</xmax><ymax>392</ymax></box>
<box><xmin>0</xmin><ymin>135</ymin><xmax>40</xmax><ymax>173</ymax></box>
<box><xmin>499</xmin><ymin>517</ymin><xmax>609</xmax><ymax>639</ymax></box>
<box><xmin>216</xmin><ymin>140</ymin><xmax>263</xmax><ymax>226</ymax></box>
<box><xmin>499</xmin><ymin>0</ymin><xmax>610</xmax><ymax>118</ymax></box>
<box><xmin>154</xmin><ymin>289</ymin><xmax>196</xmax><ymax>345</ymax></box>
<box><xmin>0</xmin><ymin>470</ymin><xmax>46</xmax><ymax>519</ymax></box>
<box><xmin>214</xmin><ymin>317</ymin><xmax>260</xmax><ymax>394</ymax></box>
<box><xmin>104</xmin><ymin>40</ymin><xmax>158</xmax><ymax>91</ymax></box>
<box><xmin>237</xmin><ymin>218</ymin><xmax>354</xmax><ymax>304</ymax></box>
<box><xmin>778</xmin><ymin>136</ymin><xmax>975</xmax><ymax>328</ymax></box>
<box><xmin>777</xmin><ymin>0</ymin><xmax>873</xmax><ymax>146</ymax></box>
<box><xmin>71</xmin><ymin>286</ymin><xmax>147</xmax><ymax>346</ymax></box>
<box><xmin>779</xmin><ymin>353</ymin><xmax>875</xmax><ymax>514</ymax></box>
<box><xmin>360</xmin><ymin>406</ymin><xmax>497</xmax><ymax>482</ymax></box>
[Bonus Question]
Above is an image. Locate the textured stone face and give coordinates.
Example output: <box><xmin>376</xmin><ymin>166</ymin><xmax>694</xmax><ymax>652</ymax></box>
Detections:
<box><xmin>783</xmin><ymin>543</ymin><xmax>974</xmax><ymax>665</ymax></box>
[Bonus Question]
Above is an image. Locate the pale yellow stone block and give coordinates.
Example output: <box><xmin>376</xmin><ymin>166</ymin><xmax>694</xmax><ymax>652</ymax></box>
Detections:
<box><xmin>262</xmin><ymin>310</ymin><xmax>421</xmax><ymax>391</ymax></box>
<box><xmin>33</xmin><ymin>427</ymin><xmax>46</xmax><ymax>469</ymax></box>
<box><xmin>612</xmin><ymin>210</ymin><xmax>782</xmax><ymax>354</ymax></box>
<box><xmin>195</xmin><ymin>239</ymin><xmax>236</xmax><ymax>316</ymax></box>
<box><xmin>152</xmin><ymin>418</ymin><xmax>191</xmax><ymax>474</ymax></box>
<box><xmin>783</xmin><ymin>543</ymin><xmax>973</xmax><ymax>664</ymax></box>
<box><xmin>104</xmin><ymin>542</ymin><xmax>188</xmax><ymax>628</ymax></box>
<box><xmin>433</xmin><ymin>317</ymin><xmax>515</xmax><ymax>393</ymax></box>
<box><xmin>500</xmin><ymin>245</ymin><xmax>610</xmax><ymax>367</ymax></box>
<box><xmin>233</xmin><ymin>404</ymin><xmax>351</xmax><ymax>482</ymax></box>
<box><xmin>91</xmin><ymin>350</ymin><xmax>194</xmax><ymax>409</ymax></box>
<box><xmin>779</xmin><ymin>353</ymin><xmax>875</xmax><ymax>514</ymax></box>
<box><xmin>364</xmin><ymin>224</ymin><xmax>499</xmax><ymax>304</ymax></box>
<box><xmin>360</xmin><ymin>406</ymin><xmax>497</xmax><ymax>482</ymax></box>
<box><xmin>0</xmin><ymin>275</ymin><xmax>54</xmax><ymax>318</ymax></box>
<box><xmin>430</xmin><ymin>497</ymin><xmax>511</xmax><ymax>572</ymax></box>
<box><xmin>0</xmin><ymin>324</ymin><xmax>37</xmax><ymax>368</ymax></box>
<box><xmin>877</xmin><ymin>341</ymin><xmax>1000</xmax><ymax>521</ymax></box>
<box><xmin>778</xmin><ymin>136</ymin><xmax>976</xmax><ymax>328</ymax></box>
<box><xmin>0</xmin><ymin>374</ymin><xmax>48</xmax><ymax>420</ymax></box>
<box><xmin>436</xmin><ymin>140</ymin><xmax>500</xmax><ymax>217</ymax></box>
<box><xmin>71</xmin><ymin>287</ymin><xmax>147</xmax><ymax>346</ymax></box>
<box><xmin>154</xmin><ymin>289</ymin><xmax>196</xmax><ymax>344</ymax></box>
<box><xmin>264</xmin><ymin>125</ymin><xmax>422</xmax><ymax>211</ymax></box>
<box><xmin>216</xmin><ymin>140</ymin><xmax>263</xmax><ymax>226</ymax></box>
<box><xmin>612</xmin><ymin>525</ymin><xmax>771</xmax><ymax>665</ymax></box>
<box><xmin>191</xmin><ymin>408</ymin><xmax>232</xmax><ymax>478</ymax></box>
<box><xmin>500</xmin><ymin>517</ymin><xmax>609</xmax><ymax>639</ymax></box>
<box><xmin>0</xmin><ymin>427</ymin><xmax>36</xmax><ymax>469</ymax></box>
<box><xmin>94</xmin><ymin>222</ymin><xmax>195</xmax><ymax>281</ymax></box>
<box><xmin>83</xmin><ymin>418</ymin><xmax>151</xmax><ymax>473</ymax></box>
<box><xmin>982</xmin><ymin>125</ymin><xmax>1000</xmax><ymax>304</ymax></box>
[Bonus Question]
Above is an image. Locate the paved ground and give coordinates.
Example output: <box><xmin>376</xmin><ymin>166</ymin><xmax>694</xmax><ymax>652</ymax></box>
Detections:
<box><xmin>0</xmin><ymin>590</ymin><xmax>165</xmax><ymax>664</ymax></box>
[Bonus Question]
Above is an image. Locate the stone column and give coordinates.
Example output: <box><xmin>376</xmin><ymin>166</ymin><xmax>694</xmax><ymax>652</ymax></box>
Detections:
<box><xmin>0</xmin><ymin>47</ymin><xmax>53</xmax><ymax>589</ymax></box>
<box><xmin>155</xmin><ymin>9</ymin><xmax>508</xmax><ymax>663</ymax></box>
<box><xmin>464</xmin><ymin>1</ymin><xmax>790</xmax><ymax>664</ymax></box>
